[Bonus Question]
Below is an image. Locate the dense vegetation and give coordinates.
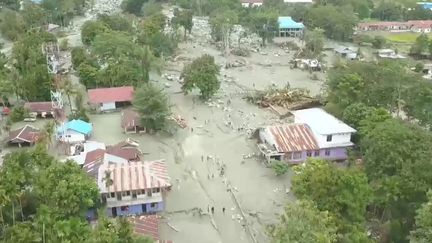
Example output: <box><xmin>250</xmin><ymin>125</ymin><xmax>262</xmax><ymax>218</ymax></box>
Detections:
<box><xmin>0</xmin><ymin>147</ymin><xmax>152</xmax><ymax>242</ymax></box>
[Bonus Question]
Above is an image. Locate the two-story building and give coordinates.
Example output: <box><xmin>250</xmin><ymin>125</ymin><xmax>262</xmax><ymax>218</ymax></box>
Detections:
<box><xmin>292</xmin><ymin>108</ymin><xmax>356</xmax><ymax>160</ymax></box>
<box><xmin>257</xmin><ymin>108</ymin><xmax>356</xmax><ymax>163</ymax></box>
<box><xmin>97</xmin><ymin>160</ymin><xmax>171</xmax><ymax>217</ymax></box>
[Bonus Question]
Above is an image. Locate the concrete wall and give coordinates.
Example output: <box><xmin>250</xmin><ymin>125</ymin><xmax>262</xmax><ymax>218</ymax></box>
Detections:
<box><xmin>106</xmin><ymin>201</ymin><xmax>164</xmax><ymax>217</ymax></box>
<box><xmin>314</xmin><ymin>133</ymin><xmax>353</xmax><ymax>148</ymax></box>
<box><xmin>284</xmin><ymin>147</ymin><xmax>348</xmax><ymax>163</ymax></box>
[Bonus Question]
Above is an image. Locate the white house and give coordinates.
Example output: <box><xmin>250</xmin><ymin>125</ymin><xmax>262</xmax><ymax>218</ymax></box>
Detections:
<box><xmin>241</xmin><ymin>0</ymin><xmax>264</xmax><ymax>8</ymax></box>
<box><xmin>292</xmin><ymin>108</ymin><xmax>356</xmax><ymax>149</ymax></box>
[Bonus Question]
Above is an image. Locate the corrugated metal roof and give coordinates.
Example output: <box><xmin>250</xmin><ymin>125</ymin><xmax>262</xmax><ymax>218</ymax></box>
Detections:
<box><xmin>99</xmin><ymin>160</ymin><xmax>171</xmax><ymax>193</ymax></box>
<box><xmin>278</xmin><ymin>17</ymin><xmax>304</xmax><ymax>29</ymax></box>
<box><xmin>267</xmin><ymin>124</ymin><xmax>318</xmax><ymax>153</ymax></box>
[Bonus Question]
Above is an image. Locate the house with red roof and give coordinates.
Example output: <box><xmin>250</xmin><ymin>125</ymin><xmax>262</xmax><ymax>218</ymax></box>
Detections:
<box><xmin>88</xmin><ymin>86</ymin><xmax>134</xmax><ymax>112</ymax></box>
<box><xmin>97</xmin><ymin>160</ymin><xmax>171</xmax><ymax>217</ymax></box>
<box><xmin>7</xmin><ymin>125</ymin><xmax>41</xmax><ymax>147</ymax></box>
<box><xmin>24</xmin><ymin>102</ymin><xmax>55</xmax><ymax>118</ymax></box>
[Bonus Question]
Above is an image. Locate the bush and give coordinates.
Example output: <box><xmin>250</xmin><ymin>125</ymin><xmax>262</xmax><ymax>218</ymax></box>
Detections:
<box><xmin>414</xmin><ymin>62</ymin><xmax>424</xmax><ymax>73</ymax></box>
<box><xmin>9</xmin><ymin>106</ymin><xmax>29</xmax><ymax>122</ymax></box>
<box><xmin>372</xmin><ymin>36</ymin><xmax>386</xmax><ymax>49</ymax></box>
<box><xmin>59</xmin><ymin>38</ymin><xmax>69</xmax><ymax>51</ymax></box>
<box><xmin>271</xmin><ymin>161</ymin><xmax>289</xmax><ymax>176</ymax></box>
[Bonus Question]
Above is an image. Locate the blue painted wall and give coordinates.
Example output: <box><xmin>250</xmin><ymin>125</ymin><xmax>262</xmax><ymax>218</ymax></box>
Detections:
<box><xmin>106</xmin><ymin>201</ymin><xmax>164</xmax><ymax>217</ymax></box>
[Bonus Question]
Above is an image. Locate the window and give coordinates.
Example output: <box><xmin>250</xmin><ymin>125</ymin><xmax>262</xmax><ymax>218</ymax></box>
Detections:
<box><xmin>152</xmin><ymin>188</ymin><xmax>158</xmax><ymax>193</ymax></box>
<box><xmin>150</xmin><ymin>203</ymin><xmax>157</xmax><ymax>208</ymax></box>
<box><xmin>306</xmin><ymin>151</ymin><xmax>312</xmax><ymax>157</ymax></box>
<box><xmin>314</xmin><ymin>150</ymin><xmax>320</xmax><ymax>156</ymax></box>
<box><xmin>141</xmin><ymin>189</ymin><xmax>146</xmax><ymax>195</ymax></box>
<box><xmin>116</xmin><ymin>193</ymin><xmax>122</xmax><ymax>201</ymax></box>
<box><xmin>120</xmin><ymin>206</ymin><xmax>129</xmax><ymax>211</ymax></box>
<box><xmin>132</xmin><ymin>191</ymin><xmax>137</xmax><ymax>199</ymax></box>
<box><xmin>325</xmin><ymin>149</ymin><xmax>331</xmax><ymax>156</ymax></box>
<box><xmin>326</xmin><ymin>135</ymin><xmax>332</xmax><ymax>142</ymax></box>
<box><xmin>126</xmin><ymin>191</ymin><xmax>130</xmax><ymax>196</ymax></box>
<box><xmin>293</xmin><ymin>152</ymin><xmax>302</xmax><ymax>160</ymax></box>
<box><xmin>110</xmin><ymin>192</ymin><xmax>115</xmax><ymax>198</ymax></box>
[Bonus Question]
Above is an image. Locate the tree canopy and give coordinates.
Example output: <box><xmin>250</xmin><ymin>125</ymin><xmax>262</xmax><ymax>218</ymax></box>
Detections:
<box><xmin>181</xmin><ymin>54</ymin><xmax>220</xmax><ymax>100</ymax></box>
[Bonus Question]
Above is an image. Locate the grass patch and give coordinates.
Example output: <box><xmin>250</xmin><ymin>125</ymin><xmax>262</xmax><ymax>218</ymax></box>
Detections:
<box><xmin>385</xmin><ymin>32</ymin><xmax>432</xmax><ymax>43</ymax></box>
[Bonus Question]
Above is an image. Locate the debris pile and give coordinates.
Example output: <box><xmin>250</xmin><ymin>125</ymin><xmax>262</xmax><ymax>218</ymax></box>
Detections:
<box><xmin>170</xmin><ymin>115</ymin><xmax>187</xmax><ymax>128</ymax></box>
<box><xmin>246</xmin><ymin>87</ymin><xmax>321</xmax><ymax>110</ymax></box>
<box><xmin>88</xmin><ymin>0</ymin><xmax>122</xmax><ymax>16</ymax></box>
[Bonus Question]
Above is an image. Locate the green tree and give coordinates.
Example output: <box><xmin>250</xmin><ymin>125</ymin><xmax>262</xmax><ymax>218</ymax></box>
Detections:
<box><xmin>81</xmin><ymin>20</ymin><xmax>108</xmax><ymax>45</ymax></box>
<box><xmin>77</xmin><ymin>62</ymin><xmax>99</xmax><ymax>88</ymax></box>
<box><xmin>181</xmin><ymin>54</ymin><xmax>220</xmax><ymax>100</ymax></box>
<box><xmin>372</xmin><ymin>36</ymin><xmax>386</xmax><ymax>49</ymax></box>
<box><xmin>141</xmin><ymin>0</ymin><xmax>162</xmax><ymax>17</ymax></box>
<box><xmin>172</xmin><ymin>8</ymin><xmax>194</xmax><ymax>40</ymax></box>
<box><xmin>0</xmin><ymin>8</ymin><xmax>26</xmax><ymax>41</ymax></box>
<box><xmin>98</xmin><ymin>14</ymin><xmax>133</xmax><ymax>32</ymax></box>
<box><xmin>122</xmin><ymin>0</ymin><xmax>148</xmax><ymax>16</ymax></box>
<box><xmin>132</xmin><ymin>83</ymin><xmax>171</xmax><ymax>132</ymax></box>
<box><xmin>371</xmin><ymin>1</ymin><xmax>404</xmax><ymax>21</ymax></box>
<box><xmin>292</xmin><ymin>159</ymin><xmax>371</xmax><ymax>241</ymax></box>
<box><xmin>71</xmin><ymin>47</ymin><xmax>89</xmax><ymax>69</ymax></box>
<box><xmin>243</xmin><ymin>9</ymin><xmax>278</xmax><ymax>46</ymax></box>
<box><xmin>403</xmin><ymin>80</ymin><xmax>432</xmax><ymax>127</ymax></box>
<box><xmin>361</xmin><ymin>119</ymin><xmax>432</xmax><ymax>241</ymax></box>
<box><xmin>209</xmin><ymin>9</ymin><xmax>238</xmax><ymax>51</ymax></box>
<box><xmin>21</xmin><ymin>1</ymin><xmax>46</xmax><ymax>29</ymax></box>
<box><xmin>270</xmin><ymin>200</ymin><xmax>338</xmax><ymax>243</ymax></box>
<box><xmin>271</xmin><ymin>161</ymin><xmax>289</xmax><ymax>176</ymax></box>
<box><xmin>410</xmin><ymin>33</ymin><xmax>429</xmax><ymax>57</ymax></box>
<box><xmin>410</xmin><ymin>191</ymin><xmax>432</xmax><ymax>243</ymax></box>
<box><xmin>305</xmin><ymin>5</ymin><xmax>358</xmax><ymax>41</ymax></box>
<box><xmin>304</xmin><ymin>28</ymin><xmax>325</xmax><ymax>58</ymax></box>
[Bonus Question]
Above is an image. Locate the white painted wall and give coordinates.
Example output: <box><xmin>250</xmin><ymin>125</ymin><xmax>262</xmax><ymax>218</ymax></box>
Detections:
<box><xmin>100</xmin><ymin>102</ymin><xmax>116</xmax><ymax>111</ymax></box>
<box><xmin>314</xmin><ymin>133</ymin><xmax>353</xmax><ymax>148</ymax></box>
<box><xmin>58</xmin><ymin>130</ymin><xmax>85</xmax><ymax>143</ymax></box>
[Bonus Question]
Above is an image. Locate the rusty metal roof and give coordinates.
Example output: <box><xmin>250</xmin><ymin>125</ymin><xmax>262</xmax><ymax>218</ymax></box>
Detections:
<box><xmin>267</xmin><ymin>124</ymin><xmax>318</xmax><ymax>153</ymax></box>
<box><xmin>99</xmin><ymin>160</ymin><xmax>171</xmax><ymax>193</ymax></box>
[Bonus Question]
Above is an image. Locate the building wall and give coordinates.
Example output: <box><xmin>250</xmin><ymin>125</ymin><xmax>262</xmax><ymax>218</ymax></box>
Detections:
<box><xmin>100</xmin><ymin>102</ymin><xmax>116</xmax><ymax>111</ymax></box>
<box><xmin>314</xmin><ymin>133</ymin><xmax>353</xmax><ymax>148</ymax></box>
<box><xmin>106</xmin><ymin>201</ymin><xmax>164</xmax><ymax>217</ymax></box>
<box><xmin>283</xmin><ymin>147</ymin><xmax>348</xmax><ymax>163</ymax></box>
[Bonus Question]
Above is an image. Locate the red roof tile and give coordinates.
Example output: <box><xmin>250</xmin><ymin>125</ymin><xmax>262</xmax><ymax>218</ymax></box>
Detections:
<box><xmin>88</xmin><ymin>86</ymin><xmax>134</xmax><ymax>104</ymax></box>
<box><xmin>24</xmin><ymin>102</ymin><xmax>54</xmax><ymax>113</ymax></box>
<box><xmin>267</xmin><ymin>124</ymin><xmax>318</xmax><ymax>153</ymax></box>
<box><xmin>7</xmin><ymin>125</ymin><xmax>41</xmax><ymax>143</ymax></box>
<box><xmin>130</xmin><ymin>215</ymin><xmax>160</xmax><ymax>240</ymax></box>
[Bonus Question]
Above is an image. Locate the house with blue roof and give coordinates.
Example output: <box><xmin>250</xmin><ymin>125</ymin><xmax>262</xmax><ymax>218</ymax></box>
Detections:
<box><xmin>418</xmin><ymin>2</ymin><xmax>432</xmax><ymax>10</ymax></box>
<box><xmin>278</xmin><ymin>16</ymin><xmax>304</xmax><ymax>38</ymax></box>
<box><xmin>56</xmin><ymin>119</ymin><xmax>93</xmax><ymax>143</ymax></box>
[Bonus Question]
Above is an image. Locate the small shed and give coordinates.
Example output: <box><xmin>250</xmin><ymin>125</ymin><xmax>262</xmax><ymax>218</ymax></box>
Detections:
<box><xmin>7</xmin><ymin>125</ymin><xmax>41</xmax><ymax>147</ymax></box>
<box><xmin>57</xmin><ymin>119</ymin><xmax>93</xmax><ymax>143</ymax></box>
<box><xmin>121</xmin><ymin>109</ymin><xmax>145</xmax><ymax>134</ymax></box>
<box><xmin>278</xmin><ymin>16</ymin><xmax>304</xmax><ymax>37</ymax></box>
<box><xmin>88</xmin><ymin>86</ymin><xmax>134</xmax><ymax>112</ymax></box>
<box><xmin>334</xmin><ymin>46</ymin><xmax>358</xmax><ymax>60</ymax></box>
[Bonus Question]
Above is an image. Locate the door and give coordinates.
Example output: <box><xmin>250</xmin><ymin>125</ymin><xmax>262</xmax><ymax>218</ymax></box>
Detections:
<box><xmin>141</xmin><ymin>204</ymin><xmax>147</xmax><ymax>213</ymax></box>
<box><xmin>111</xmin><ymin>207</ymin><xmax>117</xmax><ymax>217</ymax></box>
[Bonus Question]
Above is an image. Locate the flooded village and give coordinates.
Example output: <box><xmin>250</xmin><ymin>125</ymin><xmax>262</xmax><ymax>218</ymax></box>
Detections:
<box><xmin>2</xmin><ymin>0</ymin><xmax>432</xmax><ymax>243</ymax></box>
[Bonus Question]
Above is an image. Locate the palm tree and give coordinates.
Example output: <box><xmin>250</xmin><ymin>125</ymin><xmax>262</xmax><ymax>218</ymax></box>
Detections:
<box><xmin>39</xmin><ymin>121</ymin><xmax>56</xmax><ymax>148</ymax></box>
<box><xmin>135</xmin><ymin>45</ymin><xmax>161</xmax><ymax>82</ymax></box>
<box><xmin>61</xmin><ymin>78</ymin><xmax>76</xmax><ymax>113</ymax></box>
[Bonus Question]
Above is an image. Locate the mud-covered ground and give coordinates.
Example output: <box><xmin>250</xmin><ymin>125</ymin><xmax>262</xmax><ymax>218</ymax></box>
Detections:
<box><xmin>0</xmin><ymin>3</ymin><xmax>327</xmax><ymax>243</ymax></box>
